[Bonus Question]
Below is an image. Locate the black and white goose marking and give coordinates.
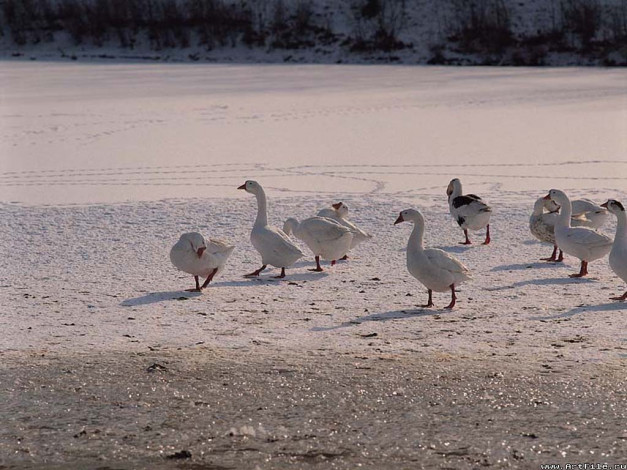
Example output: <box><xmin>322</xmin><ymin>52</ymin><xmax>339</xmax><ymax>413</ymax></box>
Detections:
<box><xmin>447</xmin><ymin>178</ymin><xmax>492</xmax><ymax>245</ymax></box>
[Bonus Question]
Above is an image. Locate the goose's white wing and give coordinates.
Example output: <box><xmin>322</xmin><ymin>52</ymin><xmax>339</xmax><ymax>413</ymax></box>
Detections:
<box><xmin>339</xmin><ymin>217</ymin><xmax>371</xmax><ymax>239</ymax></box>
<box><xmin>572</xmin><ymin>199</ymin><xmax>602</xmax><ymax>215</ymax></box>
<box><xmin>425</xmin><ymin>248</ymin><xmax>471</xmax><ymax>276</ymax></box>
<box><xmin>301</xmin><ymin>217</ymin><xmax>352</xmax><ymax>243</ymax></box>
<box><xmin>254</xmin><ymin>226</ymin><xmax>304</xmax><ymax>257</ymax></box>
<box><xmin>316</xmin><ymin>208</ymin><xmax>338</xmax><ymax>219</ymax></box>
<box><xmin>562</xmin><ymin>227</ymin><xmax>612</xmax><ymax>248</ymax></box>
<box><xmin>206</xmin><ymin>238</ymin><xmax>235</xmax><ymax>255</ymax></box>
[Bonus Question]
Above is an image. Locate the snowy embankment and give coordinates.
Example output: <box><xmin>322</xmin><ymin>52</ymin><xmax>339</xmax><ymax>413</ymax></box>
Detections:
<box><xmin>1</xmin><ymin>0</ymin><xmax>626</xmax><ymax>65</ymax></box>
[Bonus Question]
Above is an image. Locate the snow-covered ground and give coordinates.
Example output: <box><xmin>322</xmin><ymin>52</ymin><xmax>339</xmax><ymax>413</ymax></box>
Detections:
<box><xmin>0</xmin><ymin>62</ymin><xmax>626</xmax><ymax>468</ymax></box>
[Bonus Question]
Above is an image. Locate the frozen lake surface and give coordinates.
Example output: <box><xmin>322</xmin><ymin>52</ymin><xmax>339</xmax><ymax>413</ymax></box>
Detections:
<box><xmin>0</xmin><ymin>63</ymin><xmax>626</xmax><ymax>468</ymax></box>
<box><xmin>1</xmin><ymin>63</ymin><xmax>625</xmax><ymax>205</ymax></box>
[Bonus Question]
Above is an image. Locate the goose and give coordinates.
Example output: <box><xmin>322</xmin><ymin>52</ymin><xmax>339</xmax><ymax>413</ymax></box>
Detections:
<box><xmin>544</xmin><ymin>198</ymin><xmax>610</xmax><ymax>229</ymax></box>
<box><xmin>544</xmin><ymin>189</ymin><xmax>613</xmax><ymax>278</ymax></box>
<box><xmin>395</xmin><ymin>208</ymin><xmax>471</xmax><ymax>309</ymax></box>
<box><xmin>283</xmin><ymin>216</ymin><xmax>353</xmax><ymax>271</ymax></box>
<box><xmin>446</xmin><ymin>178</ymin><xmax>492</xmax><ymax>245</ymax></box>
<box><xmin>170</xmin><ymin>232</ymin><xmax>234</xmax><ymax>291</ymax></box>
<box><xmin>316</xmin><ymin>202</ymin><xmax>372</xmax><ymax>258</ymax></box>
<box><xmin>601</xmin><ymin>199</ymin><xmax>627</xmax><ymax>301</ymax></box>
<box><xmin>529</xmin><ymin>197</ymin><xmax>563</xmax><ymax>262</ymax></box>
<box><xmin>238</xmin><ymin>180</ymin><xmax>304</xmax><ymax>278</ymax></box>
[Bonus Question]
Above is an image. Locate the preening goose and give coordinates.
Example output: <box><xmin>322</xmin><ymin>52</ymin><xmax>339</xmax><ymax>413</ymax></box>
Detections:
<box><xmin>601</xmin><ymin>199</ymin><xmax>627</xmax><ymax>301</ymax></box>
<box><xmin>395</xmin><ymin>208</ymin><xmax>471</xmax><ymax>309</ymax></box>
<box><xmin>544</xmin><ymin>189</ymin><xmax>612</xmax><ymax>278</ymax></box>
<box><xmin>316</xmin><ymin>202</ymin><xmax>372</xmax><ymax>255</ymax></box>
<box><xmin>447</xmin><ymin>178</ymin><xmax>492</xmax><ymax>245</ymax></box>
<box><xmin>283</xmin><ymin>216</ymin><xmax>353</xmax><ymax>271</ymax></box>
<box><xmin>544</xmin><ymin>198</ymin><xmax>610</xmax><ymax>229</ymax></box>
<box><xmin>170</xmin><ymin>232</ymin><xmax>234</xmax><ymax>291</ymax></box>
<box><xmin>238</xmin><ymin>180</ymin><xmax>304</xmax><ymax>278</ymax></box>
<box><xmin>529</xmin><ymin>197</ymin><xmax>563</xmax><ymax>262</ymax></box>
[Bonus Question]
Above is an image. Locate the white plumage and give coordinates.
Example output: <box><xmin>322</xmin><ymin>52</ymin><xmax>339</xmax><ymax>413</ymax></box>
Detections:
<box><xmin>446</xmin><ymin>178</ymin><xmax>492</xmax><ymax>245</ymax></box>
<box><xmin>283</xmin><ymin>216</ymin><xmax>353</xmax><ymax>271</ymax></box>
<box><xmin>395</xmin><ymin>208</ymin><xmax>471</xmax><ymax>309</ymax></box>
<box><xmin>544</xmin><ymin>197</ymin><xmax>610</xmax><ymax>229</ymax></box>
<box><xmin>238</xmin><ymin>180</ymin><xmax>304</xmax><ymax>278</ymax></box>
<box><xmin>545</xmin><ymin>189</ymin><xmax>613</xmax><ymax>278</ymax></box>
<box><xmin>170</xmin><ymin>232</ymin><xmax>234</xmax><ymax>291</ymax></box>
<box><xmin>316</xmin><ymin>202</ymin><xmax>372</xmax><ymax>250</ymax></box>
<box><xmin>602</xmin><ymin>199</ymin><xmax>627</xmax><ymax>301</ymax></box>
<box><xmin>529</xmin><ymin>197</ymin><xmax>563</xmax><ymax>262</ymax></box>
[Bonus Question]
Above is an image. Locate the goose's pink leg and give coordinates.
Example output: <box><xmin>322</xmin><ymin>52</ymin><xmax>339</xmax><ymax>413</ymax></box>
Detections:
<box><xmin>244</xmin><ymin>264</ymin><xmax>267</xmax><ymax>278</ymax></box>
<box><xmin>201</xmin><ymin>268</ymin><xmax>219</xmax><ymax>289</ymax></box>
<box><xmin>482</xmin><ymin>225</ymin><xmax>491</xmax><ymax>245</ymax></box>
<box><xmin>541</xmin><ymin>245</ymin><xmax>559</xmax><ymax>262</ymax></box>
<box><xmin>459</xmin><ymin>229</ymin><xmax>471</xmax><ymax>245</ymax></box>
<box><xmin>186</xmin><ymin>276</ymin><xmax>202</xmax><ymax>292</ymax></box>
<box><xmin>422</xmin><ymin>289</ymin><xmax>434</xmax><ymax>308</ymax></box>
<box><xmin>273</xmin><ymin>267</ymin><xmax>286</xmax><ymax>279</ymax></box>
<box><xmin>569</xmin><ymin>261</ymin><xmax>588</xmax><ymax>278</ymax></box>
<box><xmin>308</xmin><ymin>256</ymin><xmax>324</xmax><ymax>272</ymax></box>
<box><xmin>444</xmin><ymin>284</ymin><xmax>456</xmax><ymax>309</ymax></box>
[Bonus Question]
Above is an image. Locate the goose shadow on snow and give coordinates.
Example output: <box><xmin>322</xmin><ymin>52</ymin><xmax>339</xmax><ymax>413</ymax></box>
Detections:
<box><xmin>121</xmin><ymin>271</ymin><xmax>329</xmax><ymax>305</ymax></box>
<box><xmin>532</xmin><ymin>301</ymin><xmax>626</xmax><ymax>320</ymax></box>
<box><xmin>312</xmin><ymin>308</ymin><xmax>445</xmax><ymax>332</ymax></box>
<box><xmin>491</xmin><ymin>261</ymin><xmax>571</xmax><ymax>272</ymax></box>
<box><xmin>121</xmin><ymin>290</ymin><xmax>203</xmax><ymax>307</ymax></box>
<box><xmin>485</xmin><ymin>276</ymin><xmax>598</xmax><ymax>292</ymax></box>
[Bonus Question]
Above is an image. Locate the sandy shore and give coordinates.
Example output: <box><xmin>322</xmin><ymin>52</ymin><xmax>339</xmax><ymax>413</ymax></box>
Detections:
<box><xmin>1</xmin><ymin>348</ymin><xmax>626</xmax><ymax>469</ymax></box>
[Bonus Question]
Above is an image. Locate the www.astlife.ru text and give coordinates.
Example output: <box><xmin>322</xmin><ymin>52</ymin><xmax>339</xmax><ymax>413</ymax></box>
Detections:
<box><xmin>540</xmin><ymin>464</ymin><xmax>627</xmax><ymax>470</ymax></box>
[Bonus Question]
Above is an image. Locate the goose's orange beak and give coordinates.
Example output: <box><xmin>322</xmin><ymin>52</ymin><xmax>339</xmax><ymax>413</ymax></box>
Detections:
<box><xmin>197</xmin><ymin>247</ymin><xmax>206</xmax><ymax>258</ymax></box>
<box><xmin>543</xmin><ymin>193</ymin><xmax>552</xmax><ymax>200</ymax></box>
<box><xmin>332</xmin><ymin>202</ymin><xmax>342</xmax><ymax>210</ymax></box>
<box><xmin>600</xmin><ymin>201</ymin><xmax>609</xmax><ymax>208</ymax></box>
<box><xmin>237</xmin><ymin>184</ymin><xmax>246</xmax><ymax>190</ymax></box>
<box><xmin>394</xmin><ymin>214</ymin><xmax>404</xmax><ymax>225</ymax></box>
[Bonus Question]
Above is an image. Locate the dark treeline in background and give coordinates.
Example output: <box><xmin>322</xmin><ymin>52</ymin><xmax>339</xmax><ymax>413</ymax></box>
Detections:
<box><xmin>1</xmin><ymin>0</ymin><xmax>626</xmax><ymax>64</ymax></box>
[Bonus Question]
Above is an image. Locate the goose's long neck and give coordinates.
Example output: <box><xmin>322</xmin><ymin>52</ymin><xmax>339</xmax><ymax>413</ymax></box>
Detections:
<box><xmin>284</xmin><ymin>218</ymin><xmax>299</xmax><ymax>237</ymax></box>
<box><xmin>614</xmin><ymin>211</ymin><xmax>627</xmax><ymax>243</ymax></box>
<box><xmin>254</xmin><ymin>189</ymin><xmax>268</xmax><ymax>227</ymax></box>
<box><xmin>555</xmin><ymin>198</ymin><xmax>572</xmax><ymax>228</ymax></box>
<box><xmin>449</xmin><ymin>184</ymin><xmax>461</xmax><ymax>204</ymax></box>
<box><xmin>532</xmin><ymin>200</ymin><xmax>544</xmax><ymax>217</ymax></box>
<box><xmin>408</xmin><ymin>220</ymin><xmax>425</xmax><ymax>252</ymax></box>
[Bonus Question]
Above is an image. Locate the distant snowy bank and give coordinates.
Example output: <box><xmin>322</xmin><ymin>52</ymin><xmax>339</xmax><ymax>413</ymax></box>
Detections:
<box><xmin>2</xmin><ymin>0</ymin><xmax>626</xmax><ymax>65</ymax></box>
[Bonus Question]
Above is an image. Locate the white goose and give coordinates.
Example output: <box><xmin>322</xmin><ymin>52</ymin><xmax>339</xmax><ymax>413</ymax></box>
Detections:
<box><xmin>544</xmin><ymin>189</ymin><xmax>612</xmax><ymax>278</ymax></box>
<box><xmin>170</xmin><ymin>232</ymin><xmax>234</xmax><ymax>291</ymax></box>
<box><xmin>238</xmin><ymin>180</ymin><xmax>304</xmax><ymax>278</ymax></box>
<box><xmin>447</xmin><ymin>178</ymin><xmax>492</xmax><ymax>245</ymax></box>
<box><xmin>529</xmin><ymin>197</ymin><xmax>563</xmax><ymax>262</ymax></box>
<box><xmin>316</xmin><ymin>202</ymin><xmax>372</xmax><ymax>258</ymax></box>
<box><xmin>395</xmin><ymin>208</ymin><xmax>471</xmax><ymax>309</ymax></box>
<box><xmin>601</xmin><ymin>199</ymin><xmax>627</xmax><ymax>301</ymax></box>
<box><xmin>544</xmin><ymin>198</ymin><xmax>610</xmax><ymax>229</ymax></box>
<box><xmin>283</xmin><ymin>216</ymin><xmax>353</xmax><ymax>271</ymax></box>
